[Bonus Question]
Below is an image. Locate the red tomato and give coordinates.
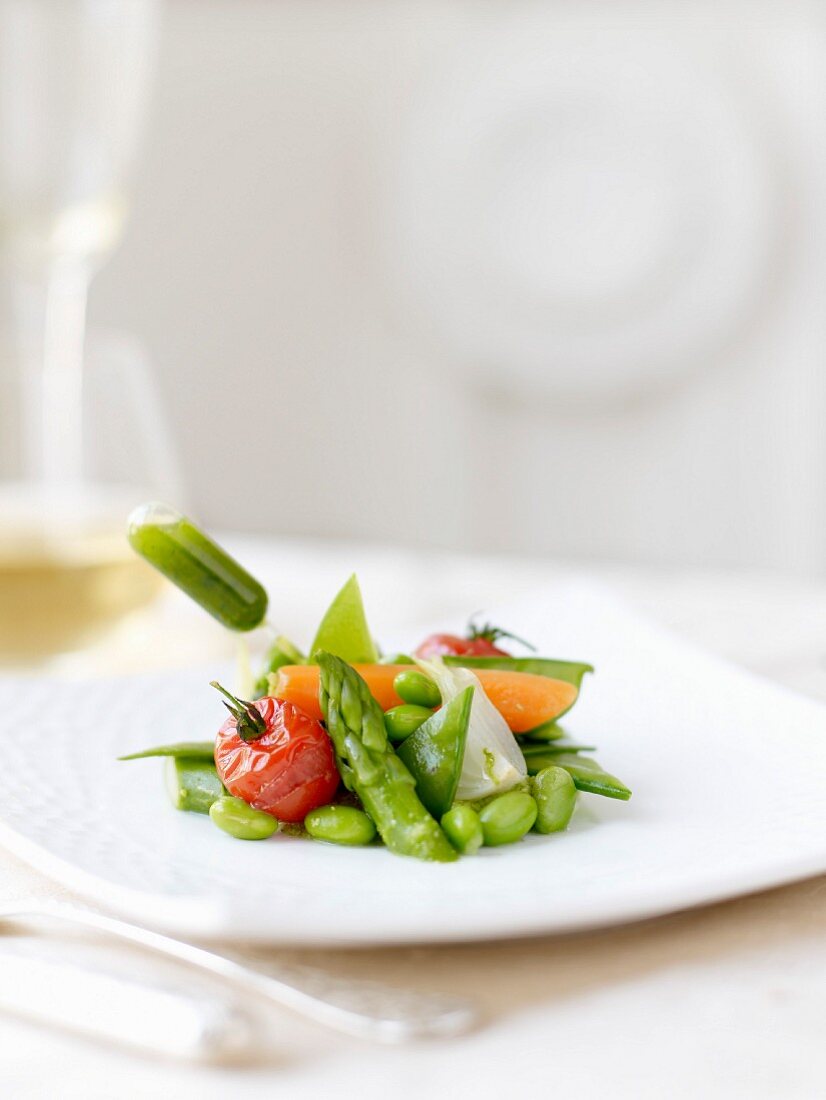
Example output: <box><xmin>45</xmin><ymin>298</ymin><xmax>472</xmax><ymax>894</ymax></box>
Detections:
<box><xmin>214</xmin><ymin>696</ymin><xmax>339</xmax><ymax>822</ymax></box>
<box><xmin>414</xmin><ymin>633</ymin><xmax>510</xmax><ymax>658</ymax></box>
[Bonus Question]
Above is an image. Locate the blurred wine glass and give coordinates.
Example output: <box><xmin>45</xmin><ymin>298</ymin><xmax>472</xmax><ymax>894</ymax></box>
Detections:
<box><xmin>0</xmin><ymin>0</ymin><xmax>176</xmax><ymax>665</ymax></box>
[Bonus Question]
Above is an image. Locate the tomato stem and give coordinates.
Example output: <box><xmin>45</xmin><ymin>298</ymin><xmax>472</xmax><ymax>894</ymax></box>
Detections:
<box><xmin>467</xmin><ymin>617</ymin><xmax>537</xmax><ymax>652</ymax></box>
<box><xmin>210</xmin><ymin>680</ymin><xmax>267</xmax><ymax>742</ymax></box>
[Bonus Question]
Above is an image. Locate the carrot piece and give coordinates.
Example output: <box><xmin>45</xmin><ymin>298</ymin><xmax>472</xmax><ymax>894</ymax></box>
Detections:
<box><xmin>272</xmin><ymin>664</ymin><xmax>577</xmax><ymax>733</ymax></box>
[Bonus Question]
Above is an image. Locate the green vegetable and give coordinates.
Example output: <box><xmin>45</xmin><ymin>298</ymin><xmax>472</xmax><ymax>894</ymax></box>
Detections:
<box><xmin>441</xmin><ymin>804</ymin><xmax>483</xmax><ymax>855</ymax></box>
<box><xmin>317</xmin><ymin>652</ymin><xmax>457</xmax><ymax>862</ymax></box>
<box><xmin>165</xmin><ymin>757</ymin><xmax>224</xmax><ymax>814</ymax></box>
<box><xmin>397</xmin><ymin>686</ymin><xmax>473</xmax><ymax>818</ymax></box>
<box><xmin>444</xmin><ymin>655</ymin><xmax>594</xmax><ymax>689</ymax></box>
<box><xmin>310</xmin><ymin>574</ymin><xmax>378</xmax><ymax>664</ymax></box>
<box><xmin>119</xmin><ymin>741</ymin><xmax>215</xmax><ymax>762</ymax></box>
<box><xmin>209</xmin><ymin>796</ymin><xmax>279</xmax><ymax>840</ymax></box>
<box><xmin>523</xmin><ymin>750</ymin><xmax>631</xmax><ymax>801</ymax></box>
<box><xmin>379</xmin><ymin>653</ymin><xmax>415</xmax><ymax>665</ymax></box>
<box><xmin>516</xmin><ymin>722</ymin><xmax>566</xmax><ymax>742</ymax></box>
<box><xmin>520</xmin><ymin>739</ymin><xmax>596</xmax><ymax>756</ymax></box>
<box><xmin>127</xmin><ymin>503</ymin><xmax>267</xmax><ymax>632</ymax></box>
<box><xmin>394</xmin><ymin>669</ymin><xmax>442</xmax><ymax>708</ymax></box>
<box><xmin>383</xmin><ymin>704</ymin><xmax>434</xmax><ymax>742</ymax></box>
<box><xmin>478</xmin><ymin>791</ymin><xmax>538</xmax><ymax>846</ymax></box>
<box><xmin>532</xmin><ymin>766</ymin><xmax>577</xmax><ymax>833</ymax></box>
<box><xmin>304</xmin><ymin>804</ymin><xmax>377</xmax><ymax>846</ymax></box>
<box><xmin>445</xmin><ymin>654</ymin><xmax>592</xmax><ymax>724</ymax></box>
<box><xmin>254</xmin><ymin>635</ymin><xmax>306</xmax><ymax>697</ymax></box>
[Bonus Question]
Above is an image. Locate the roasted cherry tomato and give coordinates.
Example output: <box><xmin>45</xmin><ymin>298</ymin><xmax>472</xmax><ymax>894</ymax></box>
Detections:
<box><xmin>414</xmin><ymin>619</ymin><xmax>532</xmax><ymax>659</ymax></box>
<box><xmin>414</xmin><ymin>633</ymin><xmax>510</xmax><ymax>658</ymax></box>
<box><xmin>213</xmin><ymin>687</ymin><xmax>339</xmax><ymax>822</ymax></box>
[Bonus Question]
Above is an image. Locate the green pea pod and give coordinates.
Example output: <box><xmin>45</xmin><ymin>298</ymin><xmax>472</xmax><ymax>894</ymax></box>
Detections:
<box><xmin>119</xmin><ymin>741</ymin><xmax>215</xmax><ymax>762</ymax></box>
<box><xmin>520</xmin><ymin>739</ymin><xmax>596</xmax><ymax>756</ymax></box>
<box><xmin>397</xmin><ymin>686</ymin><xmax>473</xmax><ymax>819</ymax></box>
<box><xmin>517</xmin><ymin>721</ymin><xmax>567</xmax><ymax>742</ymax></box>
<box><xmin>310</xmin><ymin>574</ymin><xmax>378</xmax><ymax>664</ymax></box>
<box><xmin>443</xmin><ymin>655</ymin><xmax>593</xmax><ymax>688</ymax></box>
<box><xmin>523</xmin><ymin>750</ymin><xmax>631</xmax><ymax>801</ymax></box>
<box><xmin>128</xmin><ymin>503</ymin><xmax>268</xmax><ymax>632</ymax></box>
<box><xmin>444</xmin><ymin>656</ymin><xmax>593</xmax><ymax>722</ymax></box>
<box><xmin>165</xmin><ymin>757</ymin><xmax>225</xmax><ymax>814</ymax></box>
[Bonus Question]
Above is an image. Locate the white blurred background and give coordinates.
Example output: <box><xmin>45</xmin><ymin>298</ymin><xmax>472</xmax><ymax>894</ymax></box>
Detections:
<box><xmin>7</xmin><ymin>0</ymin><xmax>826</xmax><ymax>572</ymax></box>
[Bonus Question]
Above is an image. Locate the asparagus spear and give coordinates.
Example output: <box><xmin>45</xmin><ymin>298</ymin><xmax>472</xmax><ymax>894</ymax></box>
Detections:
<box><xmin>317</xmin><ymin>652</ymin><xmax>457</xmax><ymax>862</ymax></box>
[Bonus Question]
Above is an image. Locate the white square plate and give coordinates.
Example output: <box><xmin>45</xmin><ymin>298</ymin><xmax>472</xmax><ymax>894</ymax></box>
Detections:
<box><xmin>2</xmin><ymin>581</ymin><xmax>825</xmax><ymax>945</ymax></box>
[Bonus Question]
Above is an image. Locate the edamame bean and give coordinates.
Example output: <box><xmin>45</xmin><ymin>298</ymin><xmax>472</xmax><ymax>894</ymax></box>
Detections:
<box><xmin>383</xmin><ymin>704</ymin><xmax>434</xmax><ymax>742</ymax></box>
<box><xmin>393</xmin><ymin>669</ymin><xmax>442</xmax><ymax>709</ymax></box>
<box><xmin>479</xmin><ymin>791</ymin><xmax>537</xmax><ymax>847</ymax></box>
<box><xmin>441</xmin><ymin>805</ymin><xmax>483</xmax><ymax>855</ymax></box>
<box><xmin>128</xmin><ymin>502</ymin><xmax>268</xmax><ymax>631</ymax></box>
<box><xmin>209</xmin><ymin>795</ymin><xmax>278</xmax><ymax>840</ymax></box>
<box><xmin>304</xmin><ymin>805</ymin><xmax>377</xmax><ymax>846</ymax></box>
<box><xmin>532</xmin><ymin>766</ymin><xmax>577</xmax><ymax>834</ymax></box>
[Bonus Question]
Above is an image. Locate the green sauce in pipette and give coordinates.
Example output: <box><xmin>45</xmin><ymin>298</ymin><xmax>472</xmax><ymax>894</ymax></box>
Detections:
<box><xmin>127</xmin><ymin>503</ymin><xmax>268</xmax><ymax>631</ymax></box>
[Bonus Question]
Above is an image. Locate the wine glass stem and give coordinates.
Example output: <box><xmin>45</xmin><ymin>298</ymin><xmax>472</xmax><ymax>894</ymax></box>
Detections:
<box><xmin>41</xmin><ymin>258</ymin><xmax>90</xmax><ymax>487</ymax></box>
<box><xmin>16</xmin><ymin>260</ymin><xmax>91</xmax><ymax>488</ymax></box>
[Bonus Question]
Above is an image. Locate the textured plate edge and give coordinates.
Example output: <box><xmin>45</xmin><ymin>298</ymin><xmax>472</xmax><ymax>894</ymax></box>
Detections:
<box><xmin>3</xmin><ymin>810</ymin><xmax>826</xmax><ymax>946</ymax></box>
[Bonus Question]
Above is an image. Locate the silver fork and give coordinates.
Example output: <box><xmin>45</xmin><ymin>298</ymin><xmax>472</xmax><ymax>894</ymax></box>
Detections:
<box><xmin>0</xmin><ymin>900</ymin><xmax>477</xmax><ymax>1043</ymax></box>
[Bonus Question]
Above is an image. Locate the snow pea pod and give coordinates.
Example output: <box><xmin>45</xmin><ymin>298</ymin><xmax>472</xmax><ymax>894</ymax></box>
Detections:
<box><xmin>444</xmin><ymin>655</ymin><xmax>593</xmax><ymax>689</ymax></box>
<box><xmin>523</xmin><ymin>750</ymin><xmax>631</xmax><ymax>801</ymax></box>
<box><xmin>397</xmin><ymin>686</ymin><xmax>473</xmax><ymax>819</ymax></box>
<box><xmin>119</xmin><ymin>741</ymin><xmax>215</xmax><ymax>762</ymax></box>
<box><xmin>520</xmin><ymin>739</ymin><xmax>596</xmax><ymax>756</ymax></box>
<box><xmin>128</xmin><ymin>502</ymin><xmax>268</xmax><ymax>631</ymax></box>
<box><xmin>444</xmin><ymin>656</ymin><xmax>593</xmax><ymax>722</ymax></box>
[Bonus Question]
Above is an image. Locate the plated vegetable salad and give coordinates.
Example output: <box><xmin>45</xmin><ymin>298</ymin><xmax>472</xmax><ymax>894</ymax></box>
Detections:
<box><xmin>123</xmin><ymin>503</ymin><xmax>631</xmax><ymax>861</ymax></box>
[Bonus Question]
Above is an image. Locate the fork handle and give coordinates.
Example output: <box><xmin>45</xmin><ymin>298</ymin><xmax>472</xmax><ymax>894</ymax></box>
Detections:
<box><xmin>3</xmin><ymin>901</ymin><xmax>476</xmax><ymax>1042</ymax></box>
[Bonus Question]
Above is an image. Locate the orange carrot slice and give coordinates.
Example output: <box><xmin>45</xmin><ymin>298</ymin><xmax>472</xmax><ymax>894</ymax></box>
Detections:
<box><xmin>271</xmin><ymin>664</ymin><xmax>577</xmax><ymax>733</ymax></box>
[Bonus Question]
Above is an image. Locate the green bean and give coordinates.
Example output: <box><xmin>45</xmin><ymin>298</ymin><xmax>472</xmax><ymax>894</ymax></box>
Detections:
<box><xmin>520</xmin><ymin>739</ymin><xmax>596</xmax><ymax>756</ymax></box>
<box><xmin>383</xmin><ymin>704</ymin><xmax>434</xmax><ymax>742</ymax></box>
<box><xmin>532</xmin><ymin>766</ymin><xmax>577</xmax><ymax>833</ymax></box>
<box><xmin>165</xmin><ymin>757</ymin><xmax>224</xmax><ymax>814</ymax></box>
<box><xmin>444</xmin><ymin>655</ymin><xmax>593</xmax><ymax>689</ymax></box>
<box><xmin>128</xmin><ymin>502</ymin><xmax>267</xmax><ymax>631</ymax></box>
<box><xmin>441</xmin><ymin>804</ymin><xmax>483</xmax><ymax>855</ymax></box>
<box><xmin>479</xmin><ymin>791</ymin><xmax>538</xmax><ymax>847</ymax></box>
<box><xmin>209</xmin><ymin>796</ymin><xmax>278</xmax><ymax>840</ymax></box>
<box><xmin>304</xmin><ymin>805</ymin><xmax>377</xmax><ymax>846</ymax></box>
<box><xmin>393</xmin><ymin>669</ymin><xmax>442</xmax><ymax>708</ymax></box>
<box><xmin>523</xmin><ymin>750</ymin><xmax>632</xmax><ymax>801</ymax></box>
<box><xmin>120</xmin><ymin>741</ymin><xmax>215</xmax><ymax>762</ymax></box>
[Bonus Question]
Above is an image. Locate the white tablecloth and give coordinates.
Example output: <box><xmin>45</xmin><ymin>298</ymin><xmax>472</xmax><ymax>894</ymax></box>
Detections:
<box><xmin>3</xmin><ymin>539</ymin><xmax>826</xmax><ymax>1099</ymax></box>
